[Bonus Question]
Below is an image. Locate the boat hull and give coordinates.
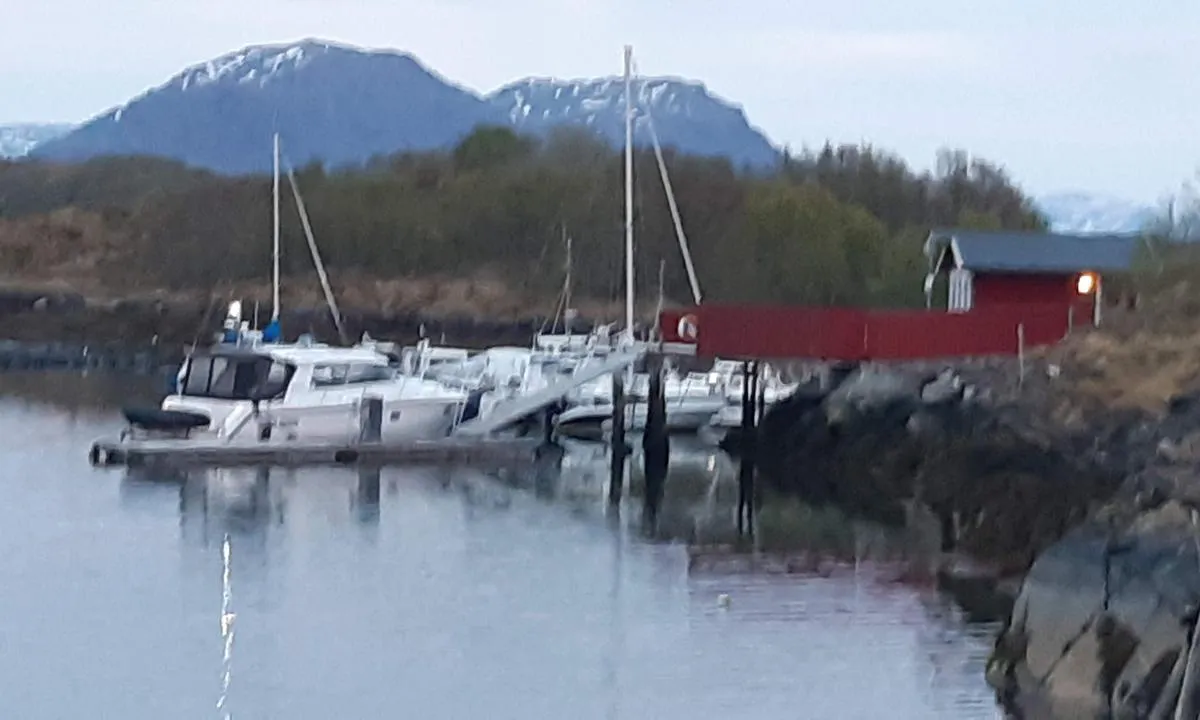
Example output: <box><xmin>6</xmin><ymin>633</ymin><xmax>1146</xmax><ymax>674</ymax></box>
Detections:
<box><xmin>554</xmin><ymin>399</ymin><xmax>724</xmax><ymax>439</ymax></box>
<box><xmin>161</xmin><ymin>395</ymin><xmax>465</xmax><ymax>444</ymax></box>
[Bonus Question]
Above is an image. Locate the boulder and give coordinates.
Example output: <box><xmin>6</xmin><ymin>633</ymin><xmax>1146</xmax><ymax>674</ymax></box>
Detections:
<box><xmin>823</xmin><ymin>364</ymin><xmax>923</xmax><ymax>425</ymax></box>
<box><xmin>990</xmin><ymin>499</ymin><xmax>1200</xmax><ymax>717</ymax></box>
<box><xmin>920</xmin><ymin>368</ymin><xmax>964</xmax><ymax>406</ymax></box>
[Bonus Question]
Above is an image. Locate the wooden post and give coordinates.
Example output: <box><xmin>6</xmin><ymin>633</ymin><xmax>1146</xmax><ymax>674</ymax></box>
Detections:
<box><xmin>1017</xmin><ymin>324</ymin><xmax>1025</xmax><ymax>389</ymax></box>
<box><xmin>358</xmin><ymin>395</ymin><xmax>384</xmax><ymax>444</ymax></box>
<box><xmin>642</xmin><ymin>353</ymin><xmax>669</xmax><ymax>529</ymax></box>
<box><xmin>608</xmin><ymin>372</ymin><xmax>627</xmax><ymax>505</ymax></box>
<box><xmin>737</xmin><ymin>360</ymin><xmax>759</xmax><ymax>536</ymax></box>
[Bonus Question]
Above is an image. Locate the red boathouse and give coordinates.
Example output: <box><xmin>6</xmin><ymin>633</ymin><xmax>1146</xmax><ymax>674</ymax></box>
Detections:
<box><xmin>660</xmin><ymin>228</ymin><xmax>1142</xmax><ymax>361</ymax></box>
<box><xmin>923</xmin><ymin>229</ymin><xmax>1140</xmax><ymax>325</ymax></box>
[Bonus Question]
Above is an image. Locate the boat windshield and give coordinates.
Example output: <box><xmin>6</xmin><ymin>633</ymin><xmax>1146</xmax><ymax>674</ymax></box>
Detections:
<box><xmin>180</xmin><ymin>353</ymin><xmax>294</xmax><ymax>400</ymax></box>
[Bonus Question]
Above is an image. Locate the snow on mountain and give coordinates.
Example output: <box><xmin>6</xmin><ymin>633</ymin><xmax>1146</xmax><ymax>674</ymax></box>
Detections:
<box><xmin>486</xmin><ymin>77</ymin><xmax>779</xmax><ymax>167</ymax></box>
<box><xmin>1036</xmin><ymin>192</ymin><xmax>1157</xmax><ymax>234</ymax></box>
<box><xmin>0</xmin><ymin>123</ymin><xmax>74</xmax><ymax>158</ymax></box>
<box><xmin>32</xmin><ymin>39</ymin><xmax>780</xmax><ymax>173</ymax></box>
<box><xmin>33</xmin><ymin>39</ymin><xmax>496</xmax><ymax>174</ymax></box>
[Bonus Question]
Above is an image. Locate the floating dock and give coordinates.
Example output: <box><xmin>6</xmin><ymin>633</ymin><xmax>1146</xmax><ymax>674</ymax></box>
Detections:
<box><xmin>89</xmin><ymin>435</ymin><xmax>544</xmax><ymax>470</ymax></box>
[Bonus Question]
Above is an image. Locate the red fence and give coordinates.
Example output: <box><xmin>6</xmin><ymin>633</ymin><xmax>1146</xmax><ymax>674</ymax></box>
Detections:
<box><xmin>660</xmin><ymin>303</ymin><xmax>1073</xmax><ymax>361</ymax></box>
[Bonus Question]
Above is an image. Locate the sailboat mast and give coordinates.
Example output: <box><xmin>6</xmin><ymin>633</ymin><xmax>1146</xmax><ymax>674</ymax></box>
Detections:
<box><xmin>623</xmin><ymin>45</ymin><xmax>635</xmax><ymax>342</ymax></box>
<box><xmin>271</xmin><ymin>133</ymin><xmax>281</xmax><ymax>322</ymax></box>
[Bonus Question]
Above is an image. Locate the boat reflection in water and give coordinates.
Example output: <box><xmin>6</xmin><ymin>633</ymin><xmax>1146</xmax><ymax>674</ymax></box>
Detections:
<box><xmin>107</xmin><ymin>450</ymin><xmax>1001</xmax><ymax>719</ymax></box>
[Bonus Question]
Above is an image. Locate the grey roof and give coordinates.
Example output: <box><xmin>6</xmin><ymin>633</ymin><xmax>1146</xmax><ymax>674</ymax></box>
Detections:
<box><xmin>924</xmin><ymin>229</ymin><xmax>1142</xmax><ymax>274</ymax></box>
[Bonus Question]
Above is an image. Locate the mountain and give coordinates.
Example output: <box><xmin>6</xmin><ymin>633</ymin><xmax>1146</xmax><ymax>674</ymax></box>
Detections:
<box><xmin>0</xmin><ymin>123</ymin><xmax>74</xmax><ymax>158</ymax></box>
<box><xmin>32</xmin><ymin>41</ymin><xmax>498</xmax><ymax>174</ymax></box>
<box><xmin>1036</xmin><ymin>192</ymin><xmax>1157</xmax><ymax>234</ymax></box>
<box><xmin>488</xmin><ymin>77</ymin><xmax>777</xmax><ymax>167</ymax></box>
<box><xmin>31</xmin><ymin>39</ymin><xmax>780</xmax><ymax>173</ymax></box>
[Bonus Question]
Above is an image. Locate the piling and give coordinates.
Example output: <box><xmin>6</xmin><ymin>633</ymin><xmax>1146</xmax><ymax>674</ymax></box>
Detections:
<box><xmin>608</xmin><ymin>371</ymin><xmax>627</xmax><ymax>505</ymax></box>
<box><xmin>642</xmin><ymin>353</ymin><xmax>669</xmax><ymax>528</ymax></box>
<box><xmin>358</xmin><ymin>395</ymin><xmax>384</xmax><ymax>444</ymax></box>
<box><xmin>737</xmin><ymin>360</ymin><xmax>760</xmax><ymax>536</ymax></box>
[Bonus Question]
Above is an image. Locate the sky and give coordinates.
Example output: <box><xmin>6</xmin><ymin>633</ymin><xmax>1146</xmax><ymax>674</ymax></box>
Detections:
<box><xmin>3</xmin><ymin>0</ymin><xmax>1199</xmax><ymax>203</ymax></box>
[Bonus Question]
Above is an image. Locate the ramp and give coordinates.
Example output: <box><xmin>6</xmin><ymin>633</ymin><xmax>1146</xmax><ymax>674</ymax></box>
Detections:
<box><xmin>453</xmin><ymin>347</ymin><xmax>644</xmax><ymax>437</ymax></box>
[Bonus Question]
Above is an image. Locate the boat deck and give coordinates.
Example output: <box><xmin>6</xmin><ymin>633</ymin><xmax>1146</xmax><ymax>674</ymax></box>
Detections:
<box><xmin>89</xmin><ymin>435</ymin><xmax>543</xmax><ymax>470</ymax></box>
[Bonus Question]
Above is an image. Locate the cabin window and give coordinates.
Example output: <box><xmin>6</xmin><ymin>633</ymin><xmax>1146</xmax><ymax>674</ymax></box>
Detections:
<box><xmin>182</xmin><ymin>356</ymin><xmax>223</xmax><ymax>396</ymax></box>
<box><xmin>256</xmin><ymin>361</ymin><xmax>293</xmax><ymax>399</ymax></box>
<box><xmin>312</xmin><ymin>363</ymin><xmax>392</xmax><ymax>387</ymax></box>
<box><xmin>345</xmin><ymin>364</ymin><xmax>394</xmax><ymax>384</ymax></box>
<box><xmin>312</xmin><ymin>364</ymin><xmax>349</xmax><ymax>387</ymax></box>
<box><xmin>180</xmin><ymin>354</ymin><xmax>293</xmax><ymax>400</ymax></box>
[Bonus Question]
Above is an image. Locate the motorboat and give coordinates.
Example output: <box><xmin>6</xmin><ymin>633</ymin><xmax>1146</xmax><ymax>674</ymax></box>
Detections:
<box><xmin>554</xmin><ymin>360</ymin><xmax>730</xmax><ymax>438</ymax></box>
<box><xmin>699</xmin><ymin>366</ymin><xmax>799</xmax><ymax>445</ymax></box>
<box><xmin>123</xmin><ymin>327</ymin><xmax>478</xmax><ymax>444</ymax></box>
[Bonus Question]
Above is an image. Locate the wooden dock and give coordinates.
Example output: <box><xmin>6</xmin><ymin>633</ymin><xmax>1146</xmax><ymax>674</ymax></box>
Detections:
<box><xmin>89</xmin><ymin>435</ymin><xmax>544</xmax><ymax>470</ymax></box>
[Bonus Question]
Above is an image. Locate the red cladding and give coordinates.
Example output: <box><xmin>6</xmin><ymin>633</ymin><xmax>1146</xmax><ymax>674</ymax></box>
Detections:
<box><xmin>663</xmin><ymin>303</ymin><xmax>1073</xmax><ymax>360</ymax></box>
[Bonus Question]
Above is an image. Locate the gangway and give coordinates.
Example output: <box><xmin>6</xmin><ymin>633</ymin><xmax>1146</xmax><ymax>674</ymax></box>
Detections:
<box><xmin>452</xmin><ymin>346</ymin><xmax>645</xmax><ymax>437</ymax></box>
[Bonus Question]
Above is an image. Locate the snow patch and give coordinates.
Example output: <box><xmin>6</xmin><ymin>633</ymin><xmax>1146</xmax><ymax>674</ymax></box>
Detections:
<box><xmin>0</xmin><ymin>123</ymin><xmax>75</xmax><ymax>158</ymax></box>
<box><xmin>1037</xmin><ymin>192</ymin><xmax>1156</xmax><ymax>234</ymax></box>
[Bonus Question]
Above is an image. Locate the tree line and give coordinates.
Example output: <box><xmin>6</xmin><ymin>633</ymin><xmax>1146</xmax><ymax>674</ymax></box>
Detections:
<box><xmin>0</xmin><ymin>126</ymin><xmax>1047</xmax><ymax>311</ymax></box>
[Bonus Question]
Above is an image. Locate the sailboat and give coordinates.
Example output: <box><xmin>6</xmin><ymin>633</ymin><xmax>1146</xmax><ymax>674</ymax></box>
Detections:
<box><xmin>553</xmin><ymin>46</ymin><xmax>728</xmax><ymax>438</ymax></box>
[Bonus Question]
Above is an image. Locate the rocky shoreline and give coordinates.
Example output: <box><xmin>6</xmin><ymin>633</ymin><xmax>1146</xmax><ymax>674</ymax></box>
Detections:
<box><xmin>754</xmin><ymin>336</ymin><xmax>1200</xmax><ymax>717</ymax></box>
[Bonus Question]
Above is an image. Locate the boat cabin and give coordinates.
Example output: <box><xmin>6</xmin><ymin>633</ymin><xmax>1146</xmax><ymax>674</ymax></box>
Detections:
<box><xmin>179</xmin><ymin>349</ymin><xmax>294</xmax><ymax>401</ymax></box>
<box><xmin>176</xmin><ymin>345</ymin><xmax>399</xmax><ymax>402</ymax></box>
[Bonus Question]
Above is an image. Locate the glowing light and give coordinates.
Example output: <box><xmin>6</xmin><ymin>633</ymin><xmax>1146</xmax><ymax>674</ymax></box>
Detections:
<box><xmin>1076</xmin><ymin>272</ymin><xmax>1096</xmax><ymax>295</ymax></box>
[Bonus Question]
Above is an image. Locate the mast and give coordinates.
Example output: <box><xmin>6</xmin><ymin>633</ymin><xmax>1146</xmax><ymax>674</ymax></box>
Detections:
<box><xmin>271</xmin><ymin>133</ymin><xmax>281</xmax><ymax>322</ymax></box>
<box><xmin>623</xmin><ymin>45</ymin><xmax>635</xmax><ymax>342</ymax></box>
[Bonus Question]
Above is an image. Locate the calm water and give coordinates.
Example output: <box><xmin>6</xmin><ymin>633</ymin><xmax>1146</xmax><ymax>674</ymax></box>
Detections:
<box><xmin>0</xmin><ymin>373</ymin><xmax>1004</xmax><ymax>719</ymax></box>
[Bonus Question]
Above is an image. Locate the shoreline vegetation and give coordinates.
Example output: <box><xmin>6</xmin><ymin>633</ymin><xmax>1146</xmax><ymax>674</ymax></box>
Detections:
<box><xmin>0</xmin><ymin>126</ymin><xmax>1043</xmax><ymax>326</ymax></box>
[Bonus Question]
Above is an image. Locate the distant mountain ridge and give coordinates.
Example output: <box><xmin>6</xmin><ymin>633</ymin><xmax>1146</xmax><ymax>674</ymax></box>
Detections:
<box><xmin>1036</xmin><ymin>192</ymin><xmax>1156</xmax><ymax>234</ymax></box>
<box><xmin>0</xmin><ymin>123</ymin><xmax>74</xmax><ymax>158</ymax></box>
<box><xmin>31</xmin><ymin>39</ymin><xmax>779</xmax><ymax>173</ymax></box>
<box><xmin>488</xmin><ymin>76</ymin><xmax>777</xmax><ymax>166</ymax></box>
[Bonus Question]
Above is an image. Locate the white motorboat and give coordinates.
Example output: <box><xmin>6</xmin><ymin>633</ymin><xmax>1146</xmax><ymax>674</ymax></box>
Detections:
<box><xmin>124</xmin><ymin>334</ymin><xmax>475</xmax><ymax>444</ymax></box>
<box><xmin>554</xmin><ymin>361</ymin><xmax>729</xmax><ymax>438</ymax></box>
<box><xmin>699</xmin><ymin>366</ymin><xmax>799</xmax><ymax>445</ymax></box>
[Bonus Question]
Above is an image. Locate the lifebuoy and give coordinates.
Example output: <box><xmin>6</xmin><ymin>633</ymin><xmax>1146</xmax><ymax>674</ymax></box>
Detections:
<box><xmin>676</xmin><ymin>313</ymin><xmax>698</xmax><ymax>342</ymax></box>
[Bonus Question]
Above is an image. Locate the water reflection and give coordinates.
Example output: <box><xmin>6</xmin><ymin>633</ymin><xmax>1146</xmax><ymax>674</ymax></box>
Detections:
<box><xmin>0</xmin><ymin>373</ymin><xmax>1005</xmax><ymax>718</ymax></box>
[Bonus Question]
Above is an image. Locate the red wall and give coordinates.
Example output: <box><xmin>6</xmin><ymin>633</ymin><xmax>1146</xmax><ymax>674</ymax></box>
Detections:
<box><xmin>974</xmin><ymin>273</ymin><xmax>1094</xmax><ymax>323</ymax></box>
<box><xmin>661</xmin><ymin>303</ymin><xmax>1073</xmax><ymax>361</ymax></box>
<box><xmin>974</xmin><ymin>273</ymin><xmax>1071</xmax><ymax>307</ymax></box>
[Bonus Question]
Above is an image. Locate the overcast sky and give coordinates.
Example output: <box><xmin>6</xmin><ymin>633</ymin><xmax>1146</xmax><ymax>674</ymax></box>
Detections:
<box><xmin>3</xmin><ymin>0</ymin><xmax>1198</xmax><ymax>202</ymax></box>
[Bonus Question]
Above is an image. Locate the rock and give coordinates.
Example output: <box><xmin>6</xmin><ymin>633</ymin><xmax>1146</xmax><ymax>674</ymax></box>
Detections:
<box><xmin>991</xmin><ymin>500</ymin><xmax>1200</xmax><ymax>717</ymax></box>
<box><xmin>920</xmin><ymin>369</ymin><xmax>963</xmax><ymax>406</ymax></box>
<box><xmin>1169</xmin><ymin>392</ymin><xmax>1200</xmax><ymax>416</ymax></box>
<box><xmin>824</xmin><ymin>364</ymin><xmax>922</xmax><ymax>425</ymax></box>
